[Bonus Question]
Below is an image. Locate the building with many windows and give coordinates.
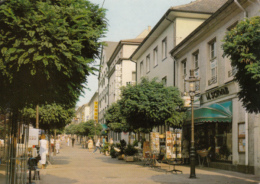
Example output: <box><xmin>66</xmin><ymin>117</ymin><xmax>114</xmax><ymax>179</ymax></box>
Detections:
<box><xmin>98</xmin><ymin>41</ymin><xmax>118</xmax><ymax>125</ymax></box>
<box><xmin>170</xmin><ymin>0</ymin><xmax>259</xmax><ymax>175</ymax></box>
<box><xmin>130</xmin><ymin>0</ymin><xmax>226</xmax><ymax>87</ymax></box>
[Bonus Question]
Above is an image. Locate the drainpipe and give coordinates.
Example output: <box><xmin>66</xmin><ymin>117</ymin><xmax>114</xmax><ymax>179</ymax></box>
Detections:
<box><xmin>245</xmin><ymin>111</ymin><xmax>248</xmax><ymax>166</ymax></box>
<box><xmin>170</xmin><ymin>55</ymin><xmax>176</xmax><ymax>87</ymax></box>
<box><xmin>234</xmin><ymin>0</ymin><xmax>248</xmax><ymax>18</ymax></box>
<box><xmin>234</xmin><ymin>0</ymin><xmax>249</xmax><ymax>167</ymax></box>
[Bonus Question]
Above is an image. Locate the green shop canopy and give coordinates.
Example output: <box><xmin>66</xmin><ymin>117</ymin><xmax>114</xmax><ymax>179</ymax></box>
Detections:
<box><xmin>186</xmin><ymin>101</ymin><xmax>232</xmax><ymax>124</ymax></box>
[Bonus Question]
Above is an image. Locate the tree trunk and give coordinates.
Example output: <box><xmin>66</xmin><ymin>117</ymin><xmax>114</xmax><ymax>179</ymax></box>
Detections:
<box><xmin>128</xmin><ymin>132</ymin><xmax>131</xmax><ymax>145</ymax></box>
<box><xmin>54</xmin><ymin>129</ymin><xmax>56</xmax><ymax>156</ymax></box>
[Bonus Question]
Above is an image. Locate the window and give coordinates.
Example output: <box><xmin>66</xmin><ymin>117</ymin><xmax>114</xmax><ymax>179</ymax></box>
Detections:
<box><xmin>153</xmin><ymin>47</ymin><xmax>158</xmax><ymax>66</ymax></box>
<box><xmin>193</xmin><ymin>51</ymin><xmax>199</xmax><ymax>69</ymax></box>
<box><xmin>162</xmin><ymin>37</ymin><xmax>167</xmax><ymax>60</ymax></box>
<box><xmin>182</xmin><ymin>59</ymin><xmax>187</xmax><ymax>92</ymax></box>
<box><xmin>208</xmin><ymin>39</ymin><xmax>217</xmax><ymax>86</ymax></box>
<box><xmin>146</xmin><ymin>54</ymin><xmax>150</xmax><ymax>73</ymax></box>
<box><xmin>162</xmin><ymin>76</ymin><xmax>167</xmax><ymax>86</ymax></box>
<box><xmin>132</xmin><ymin>72</ymin><xmax>136</xmax><ymax>81</ymax></box>
<box><xmin>140</xmin><ymin>61</ymin><xmax>144</xmax><ymax>77</ymax></box>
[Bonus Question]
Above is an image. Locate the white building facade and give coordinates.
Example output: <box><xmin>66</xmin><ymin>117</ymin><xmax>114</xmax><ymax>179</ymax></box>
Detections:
<box><xmin>130</xmin><ymin>0</ymin><xmax>227</xmax><ymax>87</ymax></box>
<box><xmin>171</xmin><ymin>0</ymin><xmax>260</xmax><ymax>175</ymax></box>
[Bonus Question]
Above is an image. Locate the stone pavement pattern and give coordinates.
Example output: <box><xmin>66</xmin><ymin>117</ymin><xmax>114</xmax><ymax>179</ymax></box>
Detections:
<box><xmin>37</xmin><ymin>140</ymin><xmax>260</xmax><ymax>184</ymax></box>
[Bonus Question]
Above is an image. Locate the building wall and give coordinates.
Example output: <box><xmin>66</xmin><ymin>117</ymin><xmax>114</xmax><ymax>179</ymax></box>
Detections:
<box><xmin>173</xmin><ymin>0</ymin><xmax>259</xmax><ymax>172</ymax></box>
<box><xmin>175</xmin><ymin>17</ymin><xmax>205</xmax><ymax>45</ymax></box>
<box><xmin>136</xmin><ymin>23</ymin><xmax>175</xmax><ymax>86</ymax></box>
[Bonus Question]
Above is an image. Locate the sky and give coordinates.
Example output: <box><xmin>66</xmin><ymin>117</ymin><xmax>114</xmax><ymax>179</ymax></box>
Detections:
<box><xmin>76</xmin><ymin>0</ymin><xmax>192</xmax><ymax>107</ymax></box>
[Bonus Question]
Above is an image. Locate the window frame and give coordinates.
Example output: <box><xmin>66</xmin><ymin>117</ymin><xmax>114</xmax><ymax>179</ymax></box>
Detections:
<box><xmin>153</xmin><ymin>46</ymin><xmax>158</xmax><ymax>67</ymax></box>
<box><xmin>146</xmin><ymin>54</ymin><xmax>150</xmax><ymax>73</ymax></box>
<box><xmin>162</xmin><ymin>37</ymin><xmax>167</xmax><ymax>60</ymax></box>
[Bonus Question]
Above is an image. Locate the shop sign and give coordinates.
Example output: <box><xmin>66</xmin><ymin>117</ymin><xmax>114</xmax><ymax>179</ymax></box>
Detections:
<box><xmin>206</xmin><ymin>87</ymin><xmax>229</xmax><ymax>100</ymax></box>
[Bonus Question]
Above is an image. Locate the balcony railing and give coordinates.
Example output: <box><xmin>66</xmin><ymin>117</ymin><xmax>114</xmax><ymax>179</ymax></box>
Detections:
<box><xmin>208</xmin><ymin>76</ymin><xmax>217</xmax><ymax>86</ymax></box>
<box><xmin>228</xmin><ymin>67</ymin><xmax>238</xmax><ymax>78</ymax></box>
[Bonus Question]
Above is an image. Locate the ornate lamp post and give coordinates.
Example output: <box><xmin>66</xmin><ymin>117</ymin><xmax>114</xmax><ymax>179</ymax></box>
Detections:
<box><xmin>186</xmin><ymin>69</ymin><xmax>200</xmax><ymax>178</ymax></box>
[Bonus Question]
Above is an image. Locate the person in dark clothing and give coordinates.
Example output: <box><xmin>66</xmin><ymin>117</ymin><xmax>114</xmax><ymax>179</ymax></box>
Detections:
<box><xmin>72</xmin><ymin>137</ymin><xmax>75</xmax><ymax>147</ymax></box>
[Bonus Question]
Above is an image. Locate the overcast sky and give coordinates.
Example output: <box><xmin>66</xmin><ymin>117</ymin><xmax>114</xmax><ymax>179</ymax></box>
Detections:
<box><xmin>76</xmin><ymin>0</ymin><xmax>192</xmax><ymax>107</ymax></box>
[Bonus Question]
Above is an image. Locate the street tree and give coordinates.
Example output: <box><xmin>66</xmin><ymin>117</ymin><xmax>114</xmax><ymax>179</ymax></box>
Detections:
<box><xmin>118</xmin><ymin>78</ymin><xmax>185</xmax><ymax>131</ymax></box>
<box><xmin>222</xmin><ymin>16</ymin><xmax>260</xmax><ymax>113</ymax></box>
<box><xmin>0</xmin><ymin>1</ymin><xmax>106</xmax><ymax>181</ymax></box>
<box><xmin>105</xmin><ymin>103</ymin><xmax>131</xmax><ymax>133</ymax></box>
<box><xmin>0</xmin><ymin>0</ymin><xmax>107</xmax><ymax>109</ymax></box>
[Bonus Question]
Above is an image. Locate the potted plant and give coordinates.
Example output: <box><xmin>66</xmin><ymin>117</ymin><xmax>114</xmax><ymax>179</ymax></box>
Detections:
<box><xmin>117</xmin><ymin>140</ymin><xmax>126</xmax><ymax>160</ymax></box>
<box><xmin>101</xmin><ymin>142</ymin><xmax>110</xmax><ymax>156</ymax></box>
<box><xmin>124</xmin><ymin>144</ymin><xmax>138</xmax><ymax>162</ymax></box>
<box><xmin>110</xmin><ymin>146</ymin><xmax>117</xmax><ymax>158</ymax></box>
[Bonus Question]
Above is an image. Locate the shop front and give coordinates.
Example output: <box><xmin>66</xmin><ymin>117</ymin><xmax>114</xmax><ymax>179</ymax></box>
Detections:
<box><xmin>185</xmin><ymin>101</ymin><xmax>232</xmax><ymax>162</ymax></box>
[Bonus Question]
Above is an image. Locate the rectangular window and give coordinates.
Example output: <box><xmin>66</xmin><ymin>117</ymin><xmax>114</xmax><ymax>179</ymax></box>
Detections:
<box><xmin>132</xmin><ymin>71</ymin><xmax>136</xmax><ymax>81</ymax></box>
<box><xmin>182</xmin><ymin>59</ymin><xmax>187</xmax><ymax>92</ymax></box>
<box><xmin>210</xmin><ymin>40</ymin><xmax>216</xmax><ymax>60</ymax></box>
<box><xmin>162</xmin><ymin>76</ymin><xmax>167</xmax><ymax>86</ymax></box>
<box><xmin>193</xmin><ymin>51</ymin><xmax>199</xmax><ymax>69</ymax></box>
<box><xmin>208</xmin><ymin>39</ymin><xmax>217</xmax><ymax>85</ymax></box>
<box><xmin>162</xmin><ymin>37</ymin><xmax>167</xmax><ymax>60</ymax></box>
<box><xmin>140</xmin><ymin>61</ymin><xmax>144</xmax><ymax>77</ymax></box>
<box><xmin>146</xmin><ymin>54</ymin><xmax>150</xmax><ymax>73</ymax></box>
<box><xmin>153</xmin><ymin>47</ymin><xmax>158</xmax><ymax>66</ymax></box>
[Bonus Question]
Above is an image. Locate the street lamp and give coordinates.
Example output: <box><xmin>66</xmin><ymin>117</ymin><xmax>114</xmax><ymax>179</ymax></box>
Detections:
<box><xmin>186</xmin><ymin>69</ymin><xmax>200</xmax><ymax>179</ymax></box>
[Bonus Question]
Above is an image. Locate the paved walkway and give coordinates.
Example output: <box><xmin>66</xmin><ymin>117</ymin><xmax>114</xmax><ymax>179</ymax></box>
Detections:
<box><xmin>1</xmin><ymin>140</ymin><xmax>260</xmax><ymax>184</ymax></box>
<box><xmin>37</xmin><ymin>140</ymin><xmax>260</xmax><ymax>184</ymax></box>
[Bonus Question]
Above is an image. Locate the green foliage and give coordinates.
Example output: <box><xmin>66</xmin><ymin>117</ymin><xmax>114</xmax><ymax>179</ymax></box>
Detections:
<box><xmin>118</xmin><ymin>78</ymin><xmax>185</xmax><ymax>130</ymax></box>
<box><xmin>110</xmin><ymin>146</ymin><xmax>117</xmax><ymax>158</ymax></box>
<box><xmin>0</xmin><ymin>0</ymin><xmax>107</xmax><ymax>109</ymax></box>
<box><xmin>105</xmin><ymin>103</ymin><xmax>132</xmax><ymax>132</ymax></box>
<box><xmin>65</xmin><ymin>120</ymin><xmax>102</xmax><ymax>137</ymax></box>
<box><xmin>22</xmin><ymin>103</ymin><xmax>75</xmax><ymax>130</ymax></box>
<box><xmin>117</xmin><ymin>139</ymin><xmax>126</xmax><ymax>155</ymax></box>
<box><xmin>101</xmin><ymin>142</ymin><xmax>109</xmax><ymax>153</ymax></box>
<box><xmin>222</xmin><ymin>16</ymin><xmax>260</xmax><ymax>113</ymax></box>
<box><xmin>124</xmin><ymin>144</ymin><xmax>138</xmax><ymax>156</ymax></box>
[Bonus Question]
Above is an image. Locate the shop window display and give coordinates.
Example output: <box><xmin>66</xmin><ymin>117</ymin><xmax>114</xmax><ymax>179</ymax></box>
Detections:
<box><xmin>190</xmin><ymin>122</ymin><xmax>232</xmax><ymax>162</ymax></box>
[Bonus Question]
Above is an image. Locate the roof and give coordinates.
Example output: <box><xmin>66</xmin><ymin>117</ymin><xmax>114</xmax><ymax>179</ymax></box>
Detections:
<box><xmin>103</xmin><ymin>41</ymin><xmax>118</xmax><ymax>61</ymax></box>
<box><xmin>121</xmin><ymin>38</ymin><xmax>144</xmax><ymax>43</ymax></box>
<box><xmin>170</xmin><ymin>0</ymin><xmax>234</xmax><ymax>56</ymax></box>
<box><xmin>172</xmin><ymin>0</ymin><xmax>228</xmax><ymax>14</ymax></box>
<box><xmin>130</xmin><ymin>0</ymin><xmax>228</xmax><ymax>60</ymax></box>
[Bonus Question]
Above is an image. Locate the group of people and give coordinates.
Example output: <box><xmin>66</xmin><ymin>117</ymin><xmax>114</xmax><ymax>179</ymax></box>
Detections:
<box><xmin>92</xmin><ymin>137</ymin><xmax>113</xmax><ymax>153</ymax></box>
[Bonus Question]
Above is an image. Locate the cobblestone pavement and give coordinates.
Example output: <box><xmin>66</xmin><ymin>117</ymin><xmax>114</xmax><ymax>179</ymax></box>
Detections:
<box><xmin>1</xmin><ymin>140</ymin><xmax>260</xmax><ymax>184</ymax></box>
<box><xmin>37</xmin><ymin>140</ymin><xmax>260</xmax><ymax>184</ymax></box>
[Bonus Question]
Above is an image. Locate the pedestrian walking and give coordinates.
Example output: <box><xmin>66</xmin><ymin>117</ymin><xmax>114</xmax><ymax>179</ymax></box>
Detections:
<box><xmin>56</xmin><ymin>137</ymin><xmax>60</xmax><ymax>154</ymax></box>
<box><xmin>67</xmin><ymin>137</ymin><xmax>70</xmax><ymax>146</ymax></box>
<box><xmin>93</xmin><ymin>138</ymin><xmax>101</xmax><ymax>153</ymax></box>
<box><xmin>88</xmin><ymin>138</ymin><xmax>93</xmax><ymax>152</ymax></box>
<box><xmin>72</xmin><ymin>137</ymin><xmax>75</xmax><ymax>147</ymax></box>
<box><xmin>39</xmin><ymin>134</ymin><xmax>49</xmax><ymax>169</ymax></box>
<box><xmin>50</xmin><ymin>136</ymin><xmax>54</xmax><ymax>153</ymax></box>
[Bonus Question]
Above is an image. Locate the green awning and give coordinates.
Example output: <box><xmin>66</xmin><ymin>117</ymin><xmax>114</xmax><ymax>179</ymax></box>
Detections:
<box><xmin>187</xmin><ymin>101</ymin><xmax>232</xmax><ymax>124</ymax></box>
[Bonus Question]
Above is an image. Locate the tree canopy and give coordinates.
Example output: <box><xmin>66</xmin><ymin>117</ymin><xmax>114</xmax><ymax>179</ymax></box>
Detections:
<box><xmin>105</xmin><ymin>103</ymin><xmax>132</xmax><ymax>132</ymax></box>
<box><xmin>0</xmin><ymin>0</ymin><xmax>107</xmax><ymax>109</ymax></box>
<box><xmin>22</xmin><ymin>103</ymin><xmax>75</xmax><ymax>130</ymax></box>
<box><xmin>222</xmin><ymin>16</ymin><xmax>260</xmax><ymax>113</ymax></box>
<box><xmin>118</xmin><ymin>78</ymin><xmax>185</xmax><ymax>130</ymax></box>
<box><xmin>65</xmin><ymin>120</ymin><xmax>102</xmax><ymax>138</ymax></box>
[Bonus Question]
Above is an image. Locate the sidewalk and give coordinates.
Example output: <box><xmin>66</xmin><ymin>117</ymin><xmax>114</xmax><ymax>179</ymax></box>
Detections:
<box><xmin>1</xmin><ymin>141</ymin><xmax>260</xmax><ymax>184</ymax></box>
<box><xmin>37</xmin><ymin>140</ymin><xmax>260</xmax><ymax>184</ymax></box>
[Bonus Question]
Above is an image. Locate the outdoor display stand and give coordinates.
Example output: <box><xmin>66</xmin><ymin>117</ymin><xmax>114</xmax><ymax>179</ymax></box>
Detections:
<box><xmin>165</xmin><ymin>130</ymin><xmax>182</xmax><ymax>173</ymax></box>
<box><xmin>150</xmin><ymin>132</ymin><xmax>160</xmax><ymax>154</ymax></box>
<box><xmin>166</xmin><ymin>130</ymin><xmax>182</xmax><ymax>159</ymax></box>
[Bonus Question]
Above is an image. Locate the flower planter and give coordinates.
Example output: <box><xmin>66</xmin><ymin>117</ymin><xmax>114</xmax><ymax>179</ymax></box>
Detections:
<box><xmin>125</xmin><ymin>156</ymin><xmax>134</xmax><ymax>162</ymax></box>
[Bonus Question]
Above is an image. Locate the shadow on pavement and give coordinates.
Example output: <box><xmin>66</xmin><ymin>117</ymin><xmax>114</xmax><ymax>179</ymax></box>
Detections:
<box><xmin>42</xmin><ymin>174</ymin><xmax>78</xmax><ymax>184</ymax></box>
<box><xmin>49</xmin><ymin>156</ymin><xmax>70</xmax><ymax>165</ymax></box>
<box><xmin>151</xmin><ymin>173</ymin><xmax>260</xmax><ymax>184</ymax></box>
